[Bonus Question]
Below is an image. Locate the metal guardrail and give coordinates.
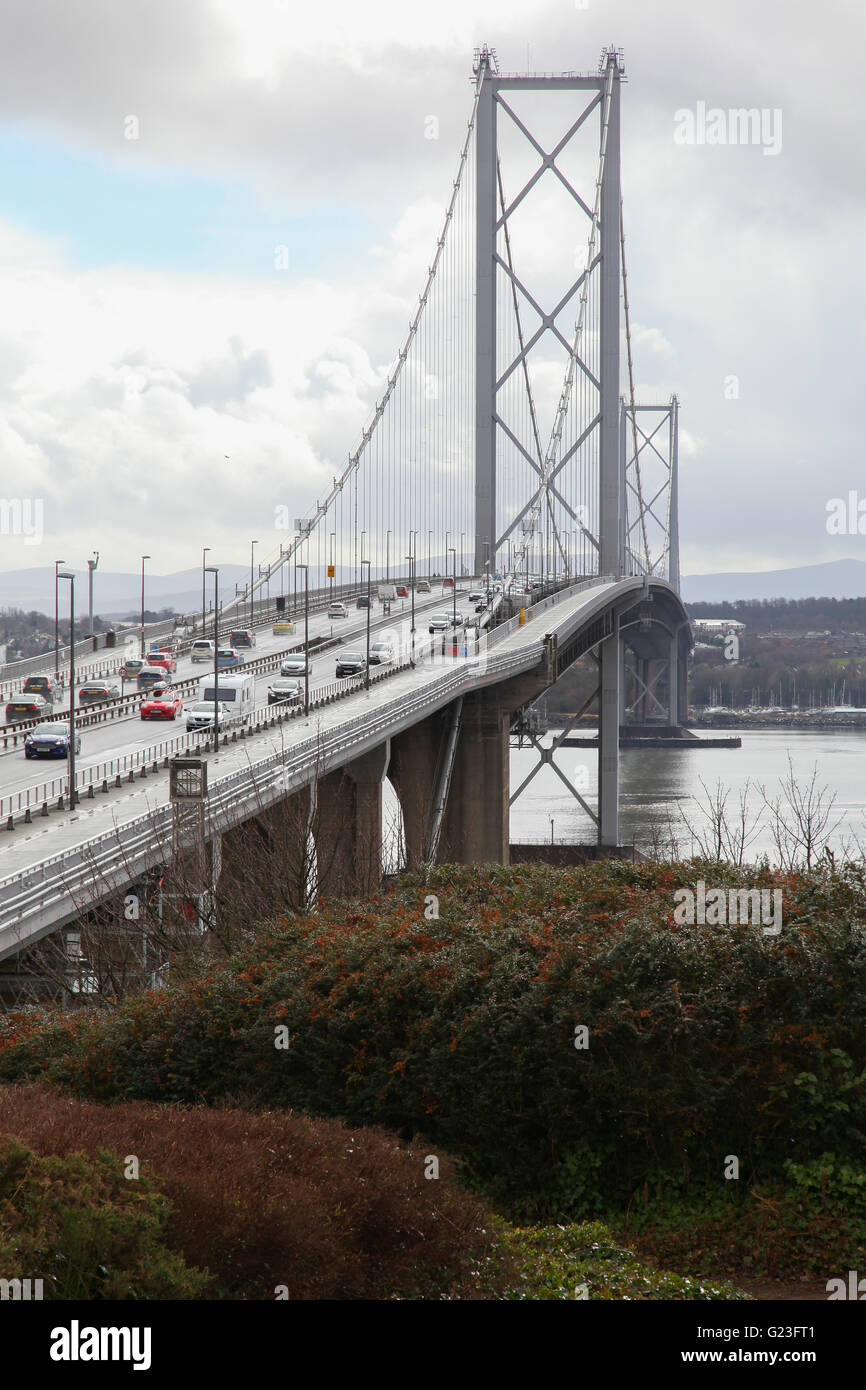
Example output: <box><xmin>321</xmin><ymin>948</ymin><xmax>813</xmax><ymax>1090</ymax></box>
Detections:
<box><xmin>485</xmin><ymin>576</ymin><xmax>614</xmax><ymax>649</ymax></box>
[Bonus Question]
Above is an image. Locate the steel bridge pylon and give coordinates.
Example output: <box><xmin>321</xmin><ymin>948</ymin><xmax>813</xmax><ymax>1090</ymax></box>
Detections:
<box><xmin>473</xmin><ymin>47</ymin><xmax>685</xmax><ymax>846</ymax></box>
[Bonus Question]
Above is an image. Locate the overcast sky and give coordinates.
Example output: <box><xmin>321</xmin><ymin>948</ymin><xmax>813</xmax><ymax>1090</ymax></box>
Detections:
<box><xmin>0</xmin><ymin>0</ymin><xmax>862</xmax><ymax>582</ymax></box>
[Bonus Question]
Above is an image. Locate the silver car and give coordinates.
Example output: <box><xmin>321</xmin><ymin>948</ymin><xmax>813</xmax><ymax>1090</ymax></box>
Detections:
<box><xmin>280</xmin><ymin>654</ymin><xmax>309</xmax><ymax>677</ymax></box>
<box><xmin>185</xmin><ymin>700</ymin><xmax>232</xmax><ymax>732</ymax></box>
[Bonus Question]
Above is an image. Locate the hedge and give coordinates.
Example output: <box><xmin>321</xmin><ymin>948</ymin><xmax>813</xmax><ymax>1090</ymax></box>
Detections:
<box><xmin>1</xmin><ymin>859</ymin><xmax>865</xmax><ymax>1219</ymax></box>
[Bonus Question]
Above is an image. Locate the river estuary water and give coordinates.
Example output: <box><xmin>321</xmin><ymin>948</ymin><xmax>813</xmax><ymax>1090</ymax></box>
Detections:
<box><xmin>509</xmin><ymin>728</ymin><xmax>866</xmax><ymax>861</ymax></box>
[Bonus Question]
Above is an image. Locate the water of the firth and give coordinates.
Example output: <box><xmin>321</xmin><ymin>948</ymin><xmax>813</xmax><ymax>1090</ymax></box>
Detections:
<box><xmin>509</xmin><ymin>728</ymin><xmax>866</xmax><ymax>860</ymax></box>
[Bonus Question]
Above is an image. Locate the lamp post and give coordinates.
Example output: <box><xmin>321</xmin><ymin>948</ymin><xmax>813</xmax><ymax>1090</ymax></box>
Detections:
<box><xmin>360</xmin><ymin>531</ymin><xmax>366</xmax><ymax>595</ymax></box>
<box><xmin>296</xmin><ymin>563</ymin><xmax>310</xmax><ymax>715</ymax></box>
<box><xmin>201</xmin><ymin>547</ymin><xmax>210</xmax><ymax>633</ymax></box>
<box><xmin>386</xmin><ymin>529</ymin><xmax>391</xmax><ymax>582</ymax></box>
<box><xmin>54</xmin><ymin>559</ymin><xmax>65</xmax><ymax>679</ymax></box>
<box><xmin>58</xmin><ymin>571</ymin><xmax>76</xmax><ymax>807</ymax></box>
<box><xmin>361</xmin><ymin>558</ymin><xmax>371</xmax><ymax>689</ymax></box>
<box><xmin>87</xmin><ymin>552</ymin><xmax>99</xmax><ymax>641</ymax></box>
<box><xmin>460</xmin><ymin>532</ymin><xmax>465</xmax><ymax>579</ymax></box>
<box><xmin>447</xmin><ymin>546</ymin><xmax>456</xmax><ymax>647</ymax></box>
<box><xmin>427</xmin><ymin>529</ymin><xmax>432</xmax><ymax>580</ymax></box>
<box><xmin>140</xmin><ymin>555</ymin><xmax>150</xmax><ymax>658</ymax></box>
<box><xmin>249</xmin><ymin>540</ymin><xmax>258</xmax><ymax>628</ymax></box>
<box><xmin>406</xmin><ymin>552</ymin><xmax>416</xmax><ymax>666</ymax></box>
<box><xmin>204</xmin><ymin>566</ymin><xmax>220</xmax><ymax>753</ymax></box>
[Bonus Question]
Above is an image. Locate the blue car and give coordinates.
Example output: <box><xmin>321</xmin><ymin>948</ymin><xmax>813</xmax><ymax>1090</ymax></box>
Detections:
<box><xmin>24</xmin><ymin>722</ymin><xmax>81</xmax><ymax>759</ymax></box>
<box><xmin>216</xmin><ymin>647</ymin><xmax>243</xmax><ymax>670</ymax></box>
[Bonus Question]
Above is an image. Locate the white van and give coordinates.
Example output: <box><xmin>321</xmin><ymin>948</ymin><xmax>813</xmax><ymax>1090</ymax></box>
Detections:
<box><xmin>197</xmin><ymin>672</ymin><xmax>255</xmax><ymax>726</ymax></box>
<box><xmin>377</xmin><ymin>584</ymin><xmax>397</xmax><ymax>602</ymax></box>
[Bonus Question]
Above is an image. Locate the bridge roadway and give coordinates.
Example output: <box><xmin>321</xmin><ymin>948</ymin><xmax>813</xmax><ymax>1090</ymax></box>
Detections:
<box><xmin>0</xmin><ymin>575</ymin><xmax>680</xmax><ymax>961</ymax></box>
<box><xmin>0</xmin><ymin>586</ymin><xmax>474</xmax><ymax>804</ymax></box>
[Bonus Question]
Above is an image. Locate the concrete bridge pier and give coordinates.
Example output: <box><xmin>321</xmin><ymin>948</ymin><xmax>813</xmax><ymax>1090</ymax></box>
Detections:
<box><xmin>439</xmin><ymin>691</ymin><xmax>510</xmax><ymax>864</ymax></box>
<box><xmin>389</xmin><ymin>714</ymin><xmax>442</xmax><ymax>867</ymax></box>
<box><xmin>316</xmin><ymin>741</ymin><xmax>391</xmax><ymax>898</ymax></box>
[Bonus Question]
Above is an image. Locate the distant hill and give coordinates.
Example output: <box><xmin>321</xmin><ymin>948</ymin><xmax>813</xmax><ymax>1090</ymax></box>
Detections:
<box><xmin>0</xmin><ymin>565</ymin><xmax>257</xmax><ymax>620</ymax></box>
<box><xmin>1</xmin><ymin>556</ymin><xmax>863</xmax><ymax>617</ymax></box>
<box><xmin>681</xmin><ymin>558</ymin><xmax>866</xmax><ymax>604</ymax></box>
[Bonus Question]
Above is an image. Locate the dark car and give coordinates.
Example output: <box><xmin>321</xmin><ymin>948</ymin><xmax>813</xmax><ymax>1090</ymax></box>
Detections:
<box><xmin>136</xmin><ymin>667</ymin><xmax>169</xmax><ymax>692</ymax></box>
<box><xmin>6</xmin><ymin>694</ymin><xmax>50</xmax><ymax>723</ymax></box>
<box><xmin>230</xmin><ymin>630</ymin><xmax>256</xmax><ymax>649</ymax></box>
<box><xmin>24</xmin><ymin>721</ymin><xmax>81</xmax><ymax>759</ymax></box>
<box><xmin>23</xmin><ymin>674</ymin><xmax>62</xmax><ymax>704</ymax></box>
<box><xmin>336</xmin><ymin>652</ymin><xmax>366</xmax><ymax>678</ymax></box>
<box><xmin>356</xmin><ymin>595</ymin><xmax>370</xmax><ymax>609</ymax></box>
<box><xmin>267</xmin><ymin>678</ymin><xmax>303</xmax><ymax>706</ymax></box>
<box><xmin>79</xmin><ymin>680</ymin><xmax>121</xmax><ymax>705</ymax></box>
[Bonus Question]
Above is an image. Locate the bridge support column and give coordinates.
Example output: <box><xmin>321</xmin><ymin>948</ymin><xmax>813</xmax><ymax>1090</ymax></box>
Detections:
<box><xmin>598</xmin><ymin>622</ymin><xmax>620</xmax><ymax>846</ymax></box>
<box><xmin>668</xmin><ymin>632</ymin><xmax>679</xmax><ymax>726</ymax></box>
<box><xmin>389</xmin><ymin>715</ymin><xmax>441</xmax><ymax>868</ymax></box>
<box><xmin>316</xmin><ymin>741</ymin><xmax>390</xmax><ymax>898</ymax></box>
<box><xmin>440</xmin><ymin>692</ymin><xmax>509</xmax><ymax>864</ymax></box>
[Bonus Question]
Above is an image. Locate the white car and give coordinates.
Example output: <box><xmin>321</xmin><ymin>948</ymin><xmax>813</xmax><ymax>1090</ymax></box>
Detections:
<box><xmin>468</xmin><ymin>590</ymin><xmax>485</xmax><ymax>603</ymax></box>
<box><xmin>186</xmin><ymin>699</ymin><xmax>233</xmax><ymax>731</ymax></box>
<box><xmin>190</xmin><ymin>640</ymin><xmax>215</xmax><ymax>664</ymax></box>
<box><xmin>327</xmin><ymin>602</ymin><xmax>348</xmax><ymax>619</ymax></box>
<box><xmin>369</xmin><ymin>641</ymin><xmax>393</xmax><ymax>665</ymax></box>
<box><xmin>280</xmin><ymin>654</ymin><xmax>309</xmax><ymax>676</ymax></box>
<box><xmin>428</xmin><ymin>613</ymin><xmax>450</xmax><ymax>633</ymax></box>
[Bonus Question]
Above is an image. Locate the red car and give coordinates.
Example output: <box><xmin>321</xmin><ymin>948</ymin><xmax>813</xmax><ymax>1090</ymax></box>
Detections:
<box><xmin>149</xmin><ymin>652</ymin><xmax>177</xmax><ymax>674</ymax></box>
<box><xmin>140</xmin><ymin>687</ymin><xmax>183</xmax><ymax>720</ymax></box>
<box><xmin>395</xmin><ymin>585</ymin><xmax>408</xmax><ymax>597</ymax></box>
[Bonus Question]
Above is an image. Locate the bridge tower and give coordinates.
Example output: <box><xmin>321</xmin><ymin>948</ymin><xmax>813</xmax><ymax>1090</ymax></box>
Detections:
<box><xmin>473</xmin><ymin>45</ymin><xmax>627</xmax><ymax>843</ymax></box>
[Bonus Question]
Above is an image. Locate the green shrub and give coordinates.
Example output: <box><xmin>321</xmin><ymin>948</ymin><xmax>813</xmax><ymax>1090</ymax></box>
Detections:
<box><xmin>491</xmin><ymin>1220</ymin><xmax>751</xmax><ymax>1300</ymax></box>
<box><xmin>0</xmin><ymin>1135</ymin><xmax>208</xmax><ymax>1299</ymax></box>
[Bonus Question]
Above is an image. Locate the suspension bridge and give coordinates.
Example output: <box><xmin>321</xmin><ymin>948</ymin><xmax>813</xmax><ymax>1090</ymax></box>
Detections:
<box><xmin>0</xmin><ymin>45</ymin><xmax>691</xmax><ymax>973</ymax></box>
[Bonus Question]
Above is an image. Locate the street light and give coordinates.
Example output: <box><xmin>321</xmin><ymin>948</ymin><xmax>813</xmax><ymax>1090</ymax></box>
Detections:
<box><xmin>57</xmin><ymin>571</ymin><xmax>77</xmax><ymax>807</ymax></box>
<box><xmin>87</xmin><ymin>552</ymin><xmax>99</xmax><ymax>641</ymax></box>
<box><xmin>296</xmin><ymin>563</ymin><xmax>310</xmax><ymax>715</ymax></box>
<box><xmin>427</xmin><ymin>529</ymin><xmax>432</xmax><ymax>580</ymax></box>
<box><xmin>54</xmin><ymin>559</ymin><xmax>65</xmax><ymax>679</ymax></box>
<box><xmin>204</xmin><ymin>566</ymin><xmax>220</xmax><ymax>752</ymax></box>
<box><xmin>201</xmin><ymin>547</ymin><xmax>210</xmax><ymax>633</ymax></box>
<box><xmin>250</xmin><ymin>540</ymin><xmax>258</xmax><ymax>628</ymax></box>
<box><xmin>460</xmin><ymin>532</ymin><xmax>465</xmax><ymax>579</ymax></box>
<box><xmin>406</xmin><ymin>551</ymin><xmax>416</xmax><ymax>666</ymax></box>
<box><xmin>361</xmin><ymin>558</ymin><xmax>371</xmax><ymax>689</ymax></box>
<box><xmin>447</xmin><ymin>546</ymin><xmax>456</xmax><ymax>649</ymax></box>
<box><xmin>386</xmin><ymin>529</ymin><xmax>391</xmax><ymax>582</ymax></box>
<box><xmin>140</xmin><ymin>555</ymin><xmax>150</xmax><ymax>658</ymax></box>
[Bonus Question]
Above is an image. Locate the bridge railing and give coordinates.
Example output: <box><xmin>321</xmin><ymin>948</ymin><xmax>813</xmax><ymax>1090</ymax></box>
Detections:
<box><xmin>485</xmin><ymin>576</ymin><xmax>615</xmax><ymax>650</ymax></box>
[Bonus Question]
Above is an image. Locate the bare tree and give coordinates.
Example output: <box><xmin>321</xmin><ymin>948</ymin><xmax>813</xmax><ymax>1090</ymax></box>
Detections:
<box><xmin>758</xmin><ymin>757</ymin><xmax>843</xmax><ymax>872</ymax></box>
